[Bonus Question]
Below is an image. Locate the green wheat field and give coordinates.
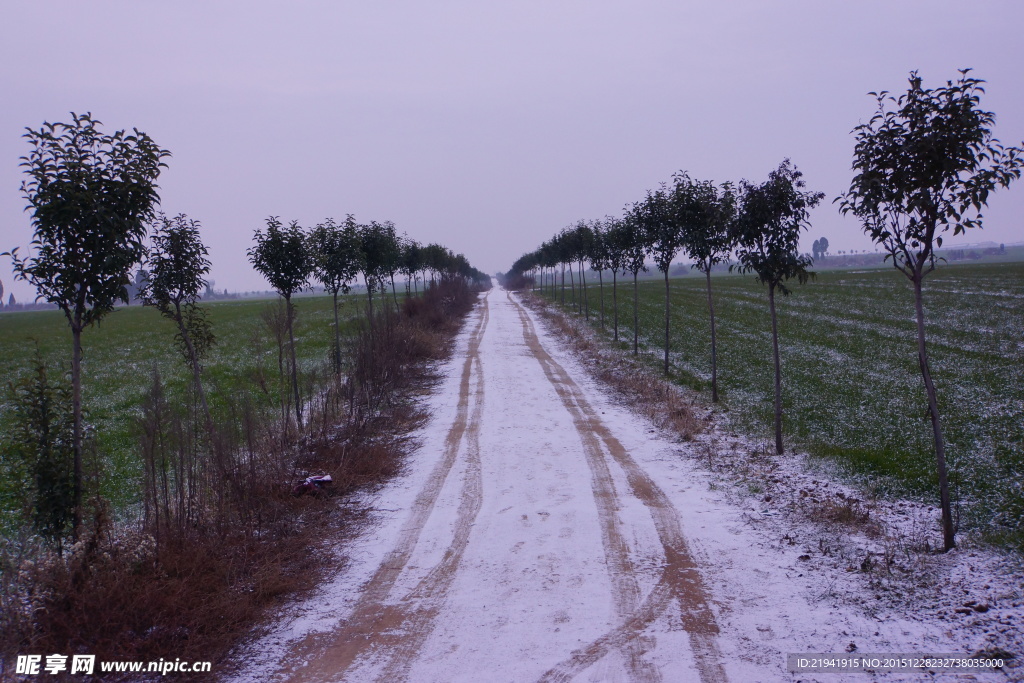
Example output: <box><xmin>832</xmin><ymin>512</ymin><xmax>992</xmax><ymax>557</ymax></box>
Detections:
<box><xmin>0</xmin><ymin>294</ymin><xmax>369</xmax><ymax>518</ymax></box>
<box><xmin>547</xmin><ymin>261</ymin><xmax>1024</xmax><ymax>546</ymax></box>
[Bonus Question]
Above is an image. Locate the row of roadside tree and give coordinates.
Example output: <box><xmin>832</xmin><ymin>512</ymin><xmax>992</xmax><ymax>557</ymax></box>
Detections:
<box><xmin>503</xmin><ymin>70</ymin><xmax>1024</xmax><ymax>552</ymax></box>
<box><xmin>505</xmin><ymin>159</ymin><xmax>822</xmax><ymax>456</ymax></box>
<box><xmin>2</xmin><ymin>111</ymin><xmax>492</xmax><ymax>663</ymax></box>
<box><xmin>248</xmin><ymin>214</ymin><xmax>490</xmax><ymax>429</ymax></box>
<box><xmin>3</xmin><ymin>111</ymin><xmax>489</xmax><ymax>549</ymax></box>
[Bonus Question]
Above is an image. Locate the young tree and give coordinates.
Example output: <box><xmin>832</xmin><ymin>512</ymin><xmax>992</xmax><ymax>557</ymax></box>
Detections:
<box><xmin>247</xmin><ymin>217</ymin><xmax>312</xmax><ymax>427</ymax></box>
<box><xmin>450</xmin><ymin>252</ymin><xmax>472</xmax><ymax>281</ymax></box>
<box><xmin>588</xmin><ymin>219</ymin><xmax>612</xmax><ymax>329</ymax></box>
<box><xmin>558</xmin><ymin>227</ymin><xmax>578</xmax><ymax>309</ymax></box>
<box><xmin>640</xmin><ymin>187</ymin><xmax>684</xmax><ymax>375</ymax></box>
<box><xmin>359</xmin><ymin>220</ymin><xmax>401</xmax><ymax>314</ymax></box>
<box><xmin>141</xmin><ymin>213</ymin><xmax>216</xmax><ymax>431</ymax></box>
<box><xmin>837</xmin><ymin>69</ymin><xmax>1024</xmax><ymax>551</ymax></box>
<box><xmin>675</xmin><ymin>174</ymin><xmax>737</xmax><ymax>402</ymax></box>
<box><xmin>555</xmin><ymin>233</ymin><xmax>570</xmax><ymax>306</ymax></box>
<box><xmin>401</xmin><ymin>238</ymin><xmax>423</xmax><ymax>295</ymax></box>
<box><xmin>4</xmin><ymin>354</ymin><xmax>76</xmax><ymax>552</ymax></box>
<box><xmin>733</xmin><ymin>160</ymin><xmax>824</xmax><ymax>455</ymax></box>
<box><xmin>309</xmin><ymin>215</ymin><xmax>363</xmax><ymax>371</ymax></box>
<box><xmin>621</xmin><ymin>204</ymin><xmax>651</xmax><ymax>355</ymax></box>
<box><xmin>539</xmin><ymin>240</ymin><xmax>559</xmax><ymax>297</ymax></box>
<box><xmin>545</xmin><ymin>234</ymin><xmax>563</xmax><ymax>303</ymax></box>
<box><xmin>518</xmin><ymin>250</ymin><xmax>539</xmax><ymax>292</ymax></box>
<box><xmin>604</xmin><ymin>218</ymin><xmax>629</xmax><ymax>342</ymax></box>
<box><xmin>381</xmin><ymin>223</ymin><xmax>403</xmax><ymax>310</ymax></box>
<box><xmin>6</xmin><ymin>112</ymin><xmax>169</xmax><ymax>534</ymax></box>
<box><xmin>420</xmin><ymin>243</ymin><xmax>448</xmax><ymax>286</ymax></box>
<box><xmin>571</xmin><ymin>221</ymin><xmax>594</xmax><ymax>319</ymax></box>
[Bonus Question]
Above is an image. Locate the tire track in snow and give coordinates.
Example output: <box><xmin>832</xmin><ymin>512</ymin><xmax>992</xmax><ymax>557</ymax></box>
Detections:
<box><xmin>276</xmin><ymin>292</ymin><xmax>490</xmax><ymax>682</ymax></box>
<box><xmin>373</xmin><ymin>345</ymin><xmax>485</xmax><ymax>682</ymax></box>
<box><xmin>506</xmin><ymin>293</ymin><xmax>661</xmax><ymax>682</ymax></box>
<box><xmin>508</xmin><ymin>292</ymin><xmax>726</xmax><ymax>683</ymax></box>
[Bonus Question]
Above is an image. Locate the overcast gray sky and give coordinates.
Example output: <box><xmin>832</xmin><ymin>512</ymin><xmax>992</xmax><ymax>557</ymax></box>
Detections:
<box><xmin>2</xmin><ymin>1</ymin><xmax>1022</xmax><ymax>299</ymax></box>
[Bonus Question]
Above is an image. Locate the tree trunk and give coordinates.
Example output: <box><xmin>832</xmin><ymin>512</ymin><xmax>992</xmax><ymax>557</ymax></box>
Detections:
<box><xmin>568</xmin><ymin>263</ymin><xmax>575</xmax><ymax>309</ymax></box>
<box><xmin>633</xmin><ymin>271</ymin><xmax>639</xmax><ymax>355</ymax></box>
<box><xmin>332</xmin><ymin>290</ymin><xmax>342</xmax><ymax>373</ymax></box>
<box><xmin>390</xmin><ymin>274</ymin><xmax>399</xmax><ymax>311</ymax></box>
<box><xmin>285</xmin><ymin>294</ymin><xmax>302</xmax><ymax>428</ymax></box>
<box><xmin>71</xmin><ymin>321</ymin><xmax>83</xmax><ymax>538</ymax></box>
<box><xmin>598</xmin><ymin>269</ymin><xmax>605</xmax><ymax>329</ymax></box>
<box><xmin>612</xmin><ymin>270</ymin><xmax>618</xmax><ymax>341</ymax></box>
<box><xmin>175</xmin><ymin>301</ymin><xmax>213</xmax><ymax>433</ymax></box>
<box><xmin>913</xmin><ymin>273</ymin><xmax>956</xmax><ymax>550</ymax></box>
<box><xmin>768</xmin><ymin>283</ymin><xmax>783</xmax><ymax>455</ymax></box>
<box><xmin>581</xmin><ymin>262</ymin><xmax>589</xmax><ymax>320</ymax></box>
<box><xmin>177</xmin><ymin>310</ymin><xmax>214</xmax><ymax>527</ymax></box>
<box><xmin>705</xmin><ymin>268</ymin><xmax>719</xmax><ymax>403</ymax></box>
<box><xmin>365</xmin><ymin>278</ymin><xmax>374</xmax><ymax>318</ymax></box>
<box><xmin>663</xmin><ymin>269</ymin><xmax>670</xmax><ymax>376</ymax></box>
<box><xmin>275</xmin><ymin>304</ymin><xmax>287</xmax><ymax>438</ymax></box>
<box><xmin>561</xmin><ymin>264</ymin><xmax>565</xmax><ymax>305</ymax></box>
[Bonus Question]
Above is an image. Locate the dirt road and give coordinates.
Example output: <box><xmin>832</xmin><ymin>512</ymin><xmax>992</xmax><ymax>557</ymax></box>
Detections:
<box><xmin>256</xmin><ymin>289</ymin><xmax>724</xmax><ymax>681</ymax></box>
<box><xmin>232</xmin><ymin>289</ymin><xmax>1017</xmax><ymax>682</ymax></box>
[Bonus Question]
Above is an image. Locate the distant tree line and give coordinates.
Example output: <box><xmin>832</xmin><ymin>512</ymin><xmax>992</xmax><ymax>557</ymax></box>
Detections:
<box><xmin>505</xmin><ymin>159</ymin><xmax>821</xmax><ymax>456</ymax></box>
<box><xmin>248</xmin><ymin>214</ymin><xmax>489</xmax><ymax>428</ymax></box>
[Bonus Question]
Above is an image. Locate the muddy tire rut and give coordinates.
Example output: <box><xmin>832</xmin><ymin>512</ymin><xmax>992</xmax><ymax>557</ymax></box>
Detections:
<box><xmin>507</xmin><ymin>293</ymin><xmax>724</xmax><ymax>683</ymax></box>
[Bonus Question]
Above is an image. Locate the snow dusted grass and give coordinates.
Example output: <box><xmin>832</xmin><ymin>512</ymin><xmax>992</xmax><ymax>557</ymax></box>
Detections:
<box><xmin>548</xmin><ymin>261</ymin><xmax>1024</xmax><ymax>549</ymax></box>
<box><xmin>0</xmin><ymin>294</ymin><xmax>367</xmax><ymax>515</ymax></box>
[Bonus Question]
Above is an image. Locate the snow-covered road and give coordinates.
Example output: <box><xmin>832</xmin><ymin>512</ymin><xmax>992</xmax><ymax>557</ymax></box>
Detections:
<box><xmin>230</xmin><ymin>289</ymin><xmax>1016</xmax><ymax>682</ymax></box>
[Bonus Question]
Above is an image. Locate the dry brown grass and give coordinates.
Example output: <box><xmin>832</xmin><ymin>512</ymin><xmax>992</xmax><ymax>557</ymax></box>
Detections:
<box><xmin>299</xmin><ymin>403</ymin><xmax>428</xmax><ymax>494</ymax></box>
<box><xmin>807</xmin><ymin>495</ymin><xmax>875</xmax><ymax>531</ymax></box>
<box><xmin>13</xmin><ymin>504</ymin><xmax>322</xmax><ymax>671</ymax></box>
